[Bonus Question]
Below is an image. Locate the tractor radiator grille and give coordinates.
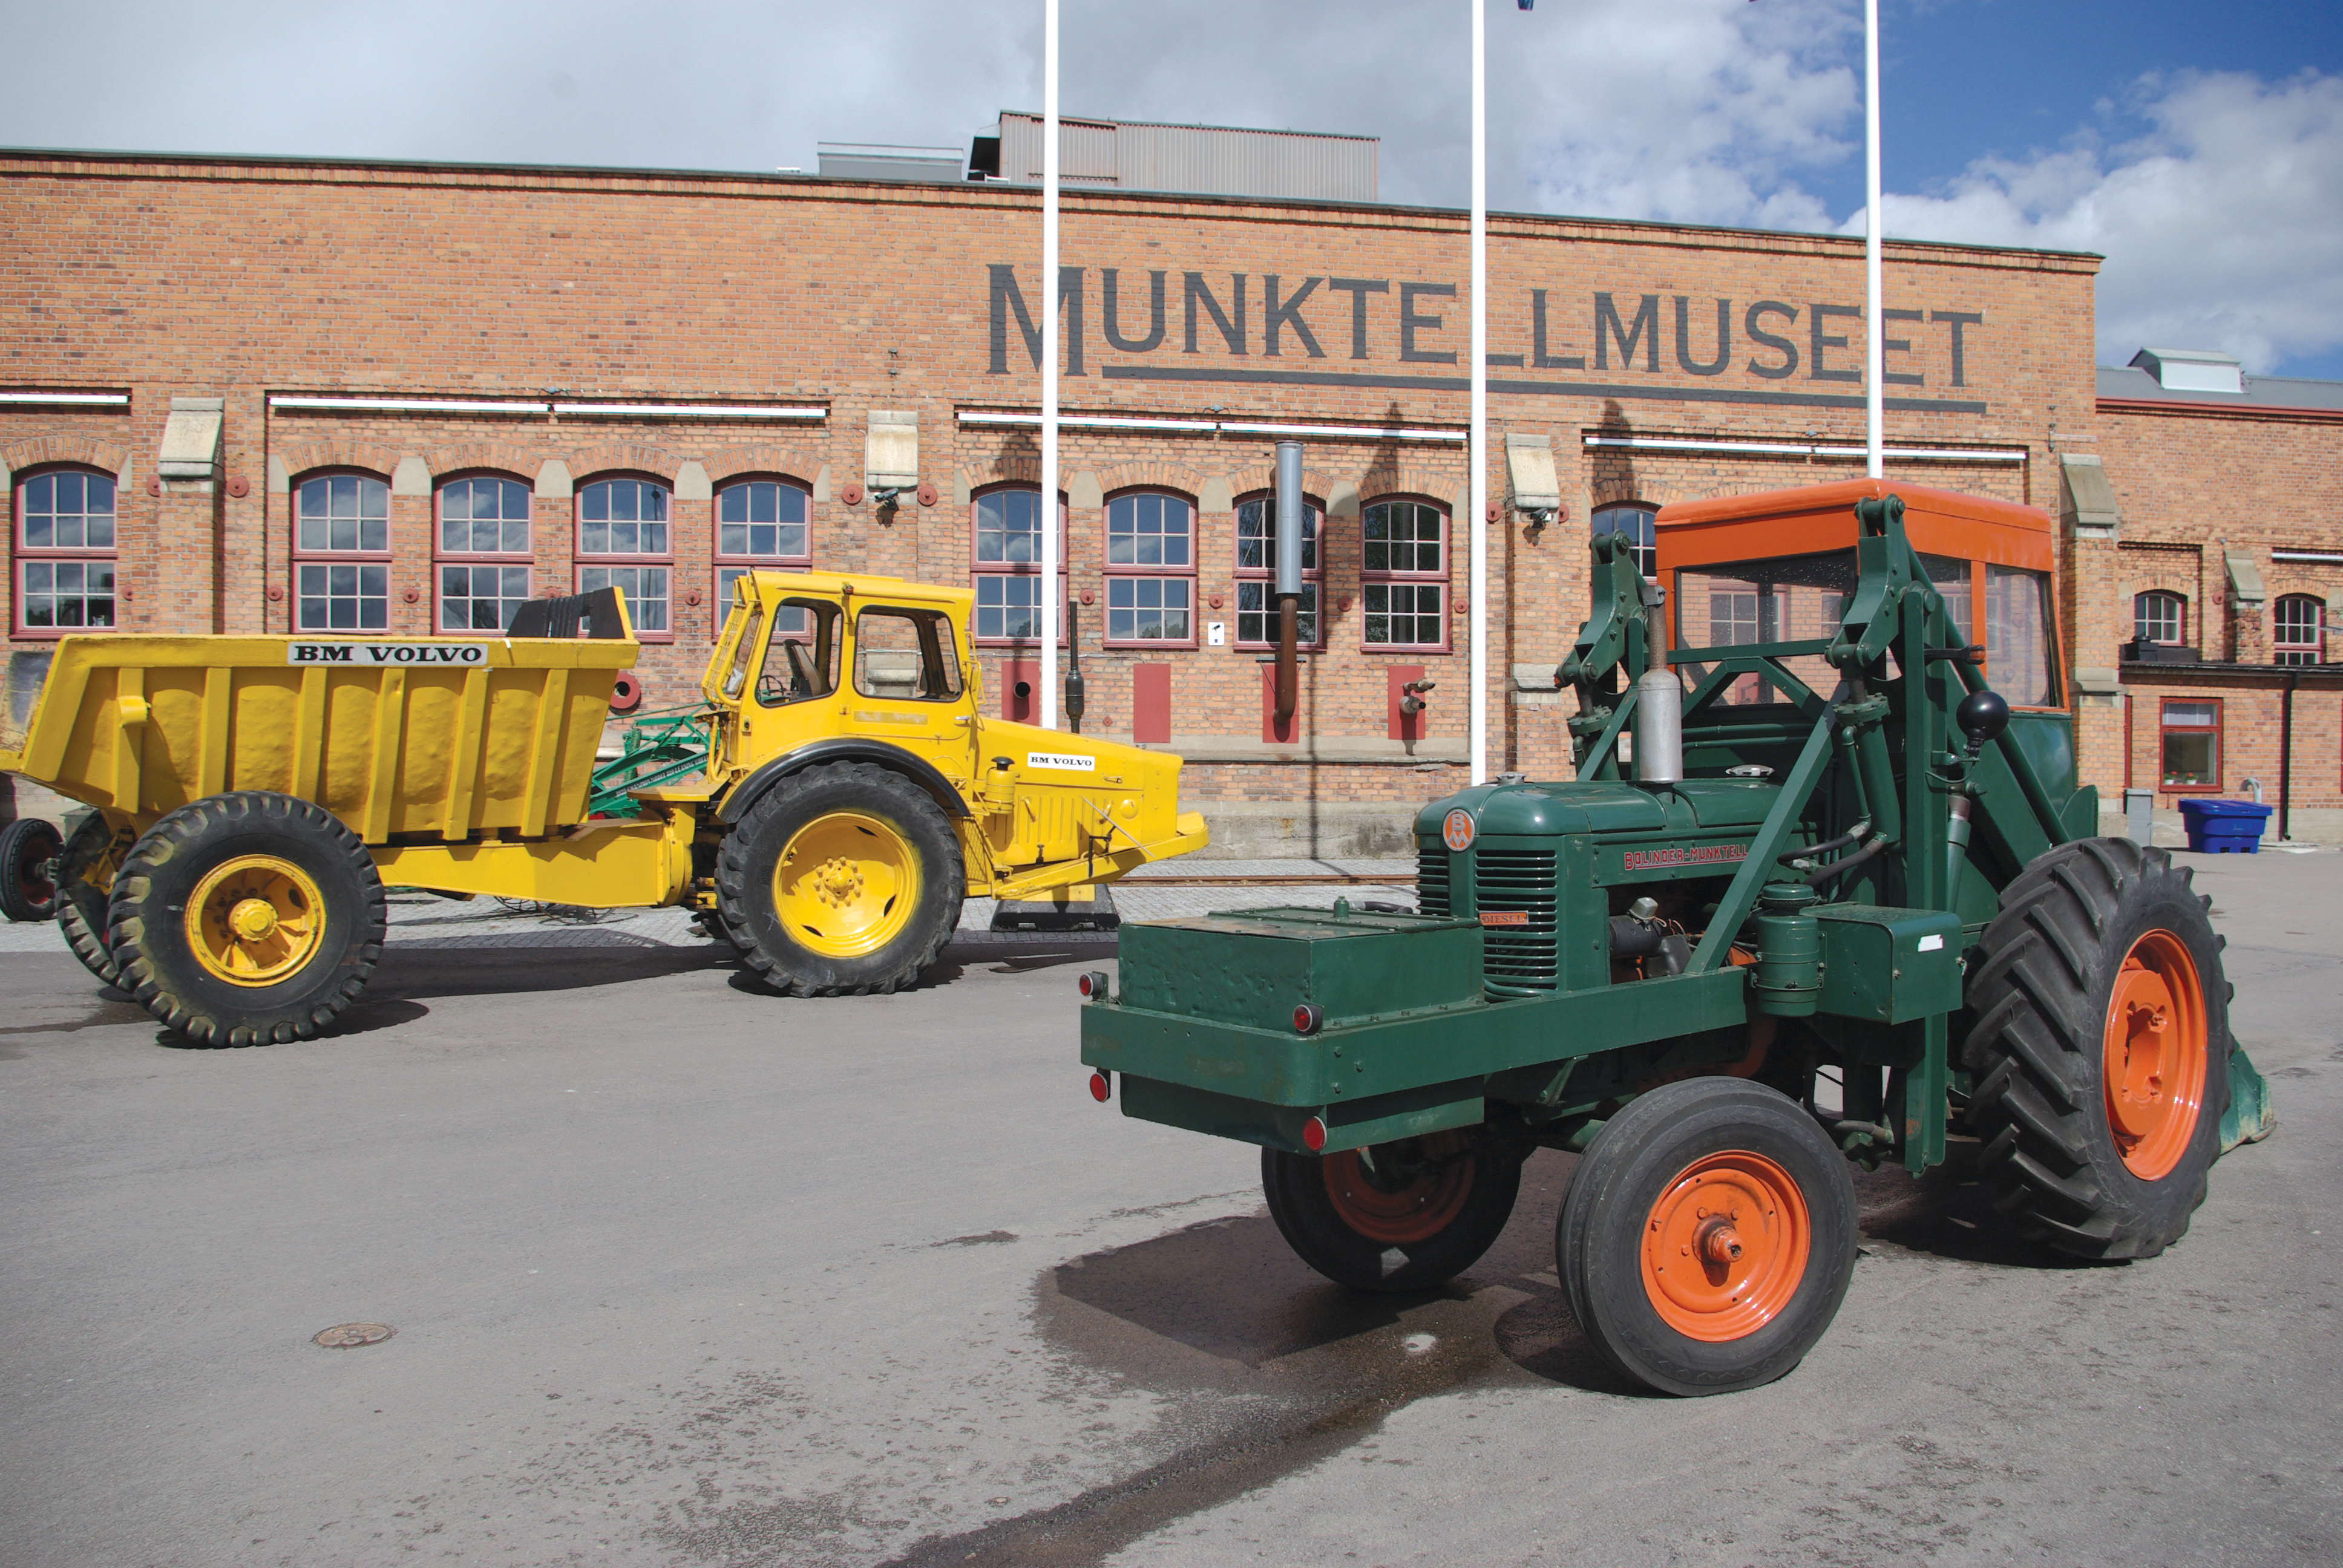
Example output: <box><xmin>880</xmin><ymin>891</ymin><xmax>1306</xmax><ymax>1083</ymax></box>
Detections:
<box><xmin>1474</xmin><ymin>849</ymin><xmax>1559</xmax><ymax>991</ymax></box>
<box><xmin>1415</xmin><ymin>842</ymin><xmax>1450</xmax><ymax>916</ymax></box>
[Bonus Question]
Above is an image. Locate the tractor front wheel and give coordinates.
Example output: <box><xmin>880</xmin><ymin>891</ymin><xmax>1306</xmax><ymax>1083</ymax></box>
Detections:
<box><xmin>108</xmin><ymin>791</ymin><xmax>386</xmax><ymax>1047</ymax></box>
<box><xmin>716</xmin><ymin>762</ymin><xmax>963</xmax><ymax>996</ymax></box>
<box><xmin>1963</xmin><ymin>837</ymin><xmax>2228</xmax><ymax>1259</ymax></box>
<box><xmin>1263</xmin><ymin>1128</ymin><xmax>1521</xmax><ymax>1292</ymax></box>
<box><xmin>1558</xmin><ymin>1076</ymin><xmax>1857</xmax><ymax>1396</ymax></box>
<box><xmin>0</xmin><ymin>817</ymin><xmax>63</xmax><ymax>922</ymax></box>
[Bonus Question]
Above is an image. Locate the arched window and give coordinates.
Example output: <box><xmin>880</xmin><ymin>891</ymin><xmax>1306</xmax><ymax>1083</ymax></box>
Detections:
<box><xmin>1234</xmin><ymin>492</ymin><xmax>1323</xmax><ymax>649</ymax></box>
<box><xmin>436</xmin><ymin>474</ymin><xmax>532</xmax><ymax>632</ymax></box>
<box><xmin>1362</xmin><ymin>497</ymin><xmax>1449</xmax><ymax>650</ymax></box>
<box><xmin>968</xmin><ymin>485</ymin><xmax>1066</xmax><ymax>645</ymax></box>
<box><xmin>294</xmin><ymin>472</ymin><xmax>390</xmax><ymax>632</ymax></box>
<box><xmin>713</xmin><ymin>479</ymin><xmax>812</xmax><ymax>635</ymax></box>
<box><xmin>2275</xmin><ymin>595</ymin><xmax>2325</xmax><ymax>665</ymax></box>
<box><xmin>1591</xmin><ymin>503</ymin><xmax>1657</xmax><ymax>580</ymax></box>
<box><xmin>1104</xmin><ymin>491</ymin><xmax>1195</xmax><ymax>647</ymax></box>
<box><xmin>2135</xmin><ymin>590</ymin><xmax>2186</xmax><ymax>647</ymax></box>
<box><xmin>15</xmin><ymin>467</ymin><xmax>117</xmax><ymax>634</ymax></box>
<box><xmin>577</xmin><ymin>477</ymin><xmax>672</xmax><ymax>636</ymax></box>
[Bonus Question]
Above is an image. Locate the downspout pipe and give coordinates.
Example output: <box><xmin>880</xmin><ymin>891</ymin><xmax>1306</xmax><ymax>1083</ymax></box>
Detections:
<box><xmin>1274</xmin><ymin>440</ymin><xmax>1303</xmax><ymax>728</ymax></box>
<box><xmin>2280</xmin><ymin>668</ymin><xmax>2298</xmax><ymax>841</ymax></box>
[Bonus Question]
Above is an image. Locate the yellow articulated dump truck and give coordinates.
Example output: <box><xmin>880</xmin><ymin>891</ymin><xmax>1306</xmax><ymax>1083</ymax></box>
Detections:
<box><xmin>0</xmin><ymin>573</ymin><xmax>1205</xmax><ymax>1046</ymax></box>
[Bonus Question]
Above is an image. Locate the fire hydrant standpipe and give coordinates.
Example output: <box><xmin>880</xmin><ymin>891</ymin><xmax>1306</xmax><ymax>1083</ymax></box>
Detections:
<box><xmin>1273</xmin><ymin>441</ymin><xmax>1304</xmax><ymax>727</ymax></box>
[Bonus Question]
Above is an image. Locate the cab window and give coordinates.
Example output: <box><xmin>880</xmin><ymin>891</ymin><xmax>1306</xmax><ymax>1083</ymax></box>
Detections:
<box><xmin>1673</xmin><ymin>549</ymin><xmax>1852</xmax><ymax>705</ymax></box>
<box><xmin>1986</xmin><ymin>565</ymin><xmax>2058</xmax><ymax>705</ymax></box>
<box><xmin>853</xmin><ymin>608</ymin><xmax>964</xmax><ymax>702</ymax></box>
<box><xmin>756</xmin><ymin>598</ymin><xmax>842</xmax><ymax>707</ymax></box>
<box><xmin>718</xmin><ymin>604</ymin><xmax>764</xmax><ymax>699</ymax></box>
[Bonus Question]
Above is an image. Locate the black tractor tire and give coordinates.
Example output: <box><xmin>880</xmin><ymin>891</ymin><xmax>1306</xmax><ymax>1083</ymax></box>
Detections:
<box><xmin>1263</xmin><ymin>1128</ymin><xmax>1522</xmax><ymax>1293</ymax></box>
<box><xmin>0</xmin><ymin>817</ymin><xmax>63</xmax><ymax>922</ymax></box>
<box><xmin>1558</xmin><ymin>1076</ymin><xmax>1858</xmax><ymax>1397</ymax></box>
<box><xmin>1962</xmin><ymin>837</ymin><xmax>2229</xmax><ymax>1260</ymax></box>
<box><xmin>716</xmin><ymin>762</ymin><xmax>963</xmax><ymax>996</ymax></box>
<box><xmin>108</xmin><ymin>791</ymin><xmax>387</xmax><ymax>1047</ymax></box>
<box><xmin>56</xmin><ymin>813</ymin><xmax>134</xmax><ymax>987</ymax></box>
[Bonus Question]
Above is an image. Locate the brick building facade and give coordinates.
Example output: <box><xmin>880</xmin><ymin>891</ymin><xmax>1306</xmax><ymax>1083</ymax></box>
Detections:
<box><xmin>2085</xmin><ymin>361</ymin><xmax>2343</xmax><ymax>838</ymax></box>
<box><xmin>4</xmin><ymin>150</ymin><xmax>2334</xmax><ymax>848</ymax></box>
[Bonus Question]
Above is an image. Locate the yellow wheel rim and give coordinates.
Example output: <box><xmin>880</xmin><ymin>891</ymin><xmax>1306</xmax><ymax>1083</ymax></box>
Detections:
<box><xmin>773</xmin><ymin>811</ymin><xmax>920</xmax><ymax>959</ymax></box>
<box><xmin>185</xmin><ymin>855</ymin><xmax>327</xmax><ymax>987</ymax></box>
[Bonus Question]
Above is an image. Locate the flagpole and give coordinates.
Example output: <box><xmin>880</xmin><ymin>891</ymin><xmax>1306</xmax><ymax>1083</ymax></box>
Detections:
<box><xmin>1040</xmin><ymin>0</ymin><xmax>1061</xmax><ymax>727</ymax></box>
<box><xmin>1468</xmin><ymin>0</ymin><xmax>1489</xmax><ymax>785</ymax></box>
<box><xmin>1864</xmin><ymin>0</ymin><xmax>1883</xmax><ymax>480</ymax></box>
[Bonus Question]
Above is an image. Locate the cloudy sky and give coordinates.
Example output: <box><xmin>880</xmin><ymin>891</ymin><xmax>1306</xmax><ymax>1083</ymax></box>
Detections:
<box><xmin>6</xmin><ymin>0</ymin><xmax>2338</xmax><ymax>377</ymax></box>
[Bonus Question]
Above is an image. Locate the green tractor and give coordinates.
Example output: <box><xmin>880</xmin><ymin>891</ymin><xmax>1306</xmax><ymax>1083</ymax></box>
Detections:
<box><xmin>1079</xmin><ymin>479</ymin><xmax>2272</xmax><ymax>1397</ymax></box>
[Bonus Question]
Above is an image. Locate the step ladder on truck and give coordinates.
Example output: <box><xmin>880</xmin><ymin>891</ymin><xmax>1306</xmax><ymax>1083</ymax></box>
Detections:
<box><xmin>0</xmin><ymin>572</ymin><xmax>1205</xmax><ymax>1045</ymax></box>
<box><xmin>1078</xmin><ymin>479</ymin><xmax>2273</xmax><ymax>1397</ymax></box>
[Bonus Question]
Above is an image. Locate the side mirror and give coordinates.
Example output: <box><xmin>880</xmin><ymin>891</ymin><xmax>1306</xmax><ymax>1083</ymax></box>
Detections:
<box><xmin>1956</xmin><ymin>689</ymin><xmax>2010</xmax><ymax>757</ymax></box>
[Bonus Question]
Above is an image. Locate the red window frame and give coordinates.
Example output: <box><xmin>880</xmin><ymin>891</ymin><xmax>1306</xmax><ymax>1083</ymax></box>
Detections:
<box><xmin>968</xmin><ymin>483</ymin><xmax>1067</xmax><ymax>648</ymax></box>
<box><xmin>575</xmin><ymin>474</ymin><xmax>673</xmax><ymax>643</ymax></box>
<box><xmin>434</xmin><ymin>472</ymin><xmax>534</xmax><ymax>634</ymax></box>
<box><xmin>13</xmin><ymin>464</ymin><xmax>119</xmax><ymax>637</ymax></box>
<box><xmin>2274</xmin><ymin>594</ymin><xmax>2324</xmax><ymax>665</ymax></box>
<box><xmin>1233</xmin><ymin>490</ymin><xmax>1325</xmax><ymax>651</ymax></box>
<box><xmin>2157</xmin><ymin>696</ymin><xmax>2222</xmax><ymax>792</ymax></box>
<box><xmin>292</xmin><ymin>469</ymin><xmax>392</xmax><ymax>634</ymax></box>
<box><xmin>1360</xmin><ymin>495</ymin><xmax>1451</xmax><ymax>653</ymax></box>
<box><xmin>713</xmin><ymin>477</ymin><xmax>814</xmax><ymax>642</ymax></box>
<box><xmin>1103</xmin><ymin>489</ymin><xmax>1198</xmax><ymax>650</ymax></box>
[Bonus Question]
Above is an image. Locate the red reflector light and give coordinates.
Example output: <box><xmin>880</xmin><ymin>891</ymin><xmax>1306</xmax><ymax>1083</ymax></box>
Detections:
<box><xmin>1078</xmin><ymin>969</ymin><xmax>1110</xmax><ymax>1001</ymax></box>
<box><xmin>1302</xmin><ymin>1116</ymin><xmax>1328</xmax><ymax>1153</ymax></box>
<box><xmin>1078</xmin><ymin>972</ymin><xmax>1096</xmax><ymax>998</ymax></box>
<box><xmin>1293</xmin><ymin>1002</ymin><xmax>1323</xmax><ymax>1034</ymax></box>
<box><xmin>1088</xmin><ymin>1071</ymin><xmax>1112</xmax><ymax>1103</ymax></box>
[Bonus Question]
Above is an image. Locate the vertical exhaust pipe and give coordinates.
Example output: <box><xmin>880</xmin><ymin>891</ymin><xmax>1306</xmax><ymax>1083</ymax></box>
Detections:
<box><xmin>1274</xmin><ymin>441</ymin><xmax>1303</xmax><ymax>728</ymax></box>
<box><xmin>1634</xmin><ymin>667</ymin><xmax>1683</xmax><ymax>784</ymax></box>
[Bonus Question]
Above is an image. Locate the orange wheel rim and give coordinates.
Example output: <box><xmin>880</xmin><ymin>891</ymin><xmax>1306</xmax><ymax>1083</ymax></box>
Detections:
<box><xmin>2102</xmin><ymin>929</ymin><xmax>2209</xmax><ymax>1180</ymax></box>
<box><xmin>1322</xmin><ymin>1131</ymin><xmax>1475</xmax><ymax>1244</ymax></box>
<box><xmin>1641</xmin><ymin>1150</ymin><xmax>1810</xmax><ymax>1342</ymax></box>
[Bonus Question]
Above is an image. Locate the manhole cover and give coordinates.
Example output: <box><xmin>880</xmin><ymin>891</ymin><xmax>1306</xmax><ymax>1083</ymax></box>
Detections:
<box><xmin>313</xmin><ymin>1322</ymin><xmax>396</xmax><ymax>1349</ymax></box>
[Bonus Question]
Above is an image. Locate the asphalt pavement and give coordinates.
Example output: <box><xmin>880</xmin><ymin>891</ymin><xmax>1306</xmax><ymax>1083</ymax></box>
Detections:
<box><xmin>1</xmin><ymin>848</ymin><xmax>2337</xmax><ymax>1567</ymax></box>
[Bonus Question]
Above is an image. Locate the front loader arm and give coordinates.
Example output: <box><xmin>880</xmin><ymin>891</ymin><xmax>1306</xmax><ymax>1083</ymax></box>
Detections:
<box><xmin>1560</xmin><ymin>533</ymin><xmax>1657</xmax><ymax>774</ymax></box>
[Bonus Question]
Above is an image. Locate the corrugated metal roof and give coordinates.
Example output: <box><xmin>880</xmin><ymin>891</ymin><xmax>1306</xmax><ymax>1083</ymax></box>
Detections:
<box><xmin>2098</xmin><ymin>364</ymin><xmax>2343</xmax><ymax>413</ymax></box>
<box><xmin>991</xmin><ymin>113</ymin><xmax>1376</xmax><ymax>202</ymax></box>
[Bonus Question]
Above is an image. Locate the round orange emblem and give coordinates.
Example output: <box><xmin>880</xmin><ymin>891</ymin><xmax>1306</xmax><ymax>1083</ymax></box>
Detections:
<box><xmin>1442</xmin><ymin>808</ymin><xmax>1475</xmax><ymax>852</ymax></box>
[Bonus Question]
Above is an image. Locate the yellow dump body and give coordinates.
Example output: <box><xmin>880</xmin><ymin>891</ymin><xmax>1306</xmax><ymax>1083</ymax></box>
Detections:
<box><xmin>0</xmin><ymin>633</ymin><xmax>633</xmax><ymax>844</ymax></box>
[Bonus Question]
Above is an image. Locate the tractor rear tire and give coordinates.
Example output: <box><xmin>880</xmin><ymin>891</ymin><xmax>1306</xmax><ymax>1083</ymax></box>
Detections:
<box><xmin>108</xmin><ymin>791</ymin><xmax>386</xmax><ymax>1047</ymax></box>
<box><xmin>0</xmin><ymin>817</ymin><xmax>63</xmax><ymax>922</ymax></box>
<box><xmin>1962</xmin><ymin>837</ymin><xmax>2229</xmax><ymax>1260</ymax></box>
<box><xmin>1558</xmin><ymin>1076</ymin><xmax>1857</xmax><ymax>1397</ymax></box>
<box><xmin>56</xmin><ymin>814</ymin><xmax>133</xmax><ymax>987</ymax></box>
<box><xmin>716</xmin><ymin>762</ymin><xmax>963</xmax><ymax>996</ymax></box>
<box><xmin>1262</xmin><ymin>1128</ymin><xmax>1521</xmax><ymax>1293</ymax></box>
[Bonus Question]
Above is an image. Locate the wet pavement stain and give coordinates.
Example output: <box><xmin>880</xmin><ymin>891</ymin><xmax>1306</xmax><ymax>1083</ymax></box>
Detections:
<box><xmin>932</xmin><ymin>1230</ymin><xmax>1020</xmax><ymax>1248</ymax></box>
<box><xmin>880</xmin><ymin>1138</ymin><xmax>2058</xmax><ymax>1567</ymax></box>
<box><xmin>878</xmin><ymin>1152</ymin><xmax>1607</xmax><ymax>1567</ymax></box>
<box><xmin>0</xmin><ymin>996</ymin><xmax>151</xmax><ymax>1052</ymax></box>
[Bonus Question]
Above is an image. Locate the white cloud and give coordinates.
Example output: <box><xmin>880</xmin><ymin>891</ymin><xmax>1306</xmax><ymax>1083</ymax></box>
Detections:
<box><xmin>1856</xmin><ymin>71</ymin><xmax>2343</xmax><ymax>371</ymax></box>
<box><xmin>1510</xmin><ymin>0</ymin><xmax>1858</xmax><ymax>231</ymax></box>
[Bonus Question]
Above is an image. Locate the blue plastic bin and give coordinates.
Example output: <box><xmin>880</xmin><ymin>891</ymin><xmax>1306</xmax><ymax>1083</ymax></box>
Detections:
<box><xmin>2178</xmin><ymin>799</ymin><xmax>2273</xmax><ymax>854</ymax></box>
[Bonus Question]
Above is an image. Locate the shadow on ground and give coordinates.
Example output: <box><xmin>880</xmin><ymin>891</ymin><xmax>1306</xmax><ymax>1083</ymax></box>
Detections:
<box><xmin>885</xmin><ymin>1134</ymin><xmax>2090</xmax><ymax>1567</ymax></box>
<box><xmin>364</xmin><ymin>945</ymin><xmax>729</xmax><ymax>1004</ymax></box>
